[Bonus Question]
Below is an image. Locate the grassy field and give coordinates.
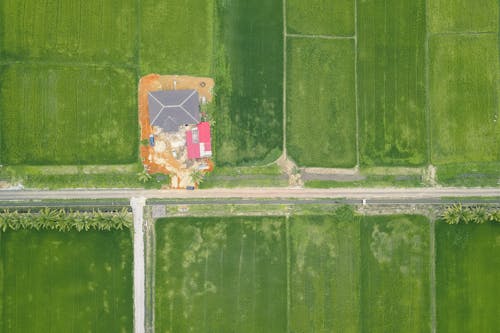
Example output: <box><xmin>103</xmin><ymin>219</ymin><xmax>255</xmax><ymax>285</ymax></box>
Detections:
<box><xmin>286</xmin><ymin>0</ymin><xmax>354</xmax><ymax>36</ymax></box>
<box><xmin>286</xmin><ymin>38</ymin><xmax>357</xmax><ymax>167</ymax></box>
<box><xmin>155</xmin><ymin>216</ymin><xmax>287</xmax><ymax>332</ymax></box>
<box><xmin>0</xmin><ymin>0</ymin><xmax>137</xmax><ymax>63</ymax></box>
<box><xmin>199</xmin><ymin>164</ymin><xmax>288</xmax><ymax>188</ymax></box>
<box><xmin>429</xmin><ymin>34</ymin><xmax>500</xmax><ymax>165</ymax></box>
<box><xmin>436</xmin><ymin>162</ymin><xmax>500</xmax><ymax>187</ymax></box>
<box><xmin>435</xmin><ymin>222</ymin><xmax>500</xmax><ymax>332</ymax></box>
<box><xmin>213</xmin><ymin>0</ymin><xmax>283</xmax><ymax>165</ymax></box>
<box><xmin>289</xmin><ymin>213</ymin><xmax>361</xmax><ymax>332</ymax></box>
<box><xmin>0</xmin><ymin>64</ymin><xmax>137</xmax><ymax>165</ymax></box>
<box><xmin>360</xmin><ymin>215</ymin><xmax>431</xmax><ymax>332</ymax></box>
<box><xmin>357</xmin><ymin>0</ymin><xmax>427</xmax><ymax>166</ymax></box>
<box><xmin>428</xmin><ymin>0</ymin><xmax>499</xmax><ymax>33</ymax></box>
<box><xmin>1</xmin><ymin>229</ymin><xmax>133</xmax><ymax>332</ymax></box>
<box><xmin>139</xmin><ymin>0</ymin><xmax>213</xmax><ymax>76</ymax></box>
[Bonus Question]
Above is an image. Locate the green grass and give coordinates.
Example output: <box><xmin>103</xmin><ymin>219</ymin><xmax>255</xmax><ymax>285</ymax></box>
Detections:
<box><xmin>435</xmin><ymin>221</ymin><xmax>500</xmax><ymax>332</ymax></box>
<box><xmin>213</xmin><ymin>0</ymin><xmax>283</xmax><ymax>165</ymax></box>
<box><xmin>139</xmin><ymin>0</ymin><xmax>213</xmax><ymax>76</ymax></box>
<box><xmin>0</xmin><ymin>0</ymin><xmax>137</xmax><ymax>63</ymax></box>
<box><xmin>430</xmin><ymin>34</ymin><xmax>500</xmax><ymax>165</ymax></box>
<box><xmin>155</xmin><ymin>216</ymin><xmax>287</xmax><ymax>332</ymax></box>
<box><xmin>1</xmin><ymin>229</ymin><xmax>133</xmax><ymax>332</ymax></box>
<box><xmin>286</xmin><ymin>38</ymin><xmax>356</xmax><ymax>167</ymax></box>
<box><xmin>305</xmin><ymin>174</ymin><xmax>424</xmax><ymax>188</ymax></box>
<box><xmin>289</xmin><ymin>214</ymin><xmax>361</xmax><ymax>332</ymax></box>
<box><xmin>429</xmin><ymin>0</ymin><xmax>499</xmax><ymax>33</ymax></box>
<box><xmin>357</xmin><ymin>0</ymin><xmax>427</xmax><ymax>166</ymax></box>
<box><xmin>286</xmin><ymin>0</ymin><xmax>354</xmax><ymax>36</ymax></box>
<box><xmin>436</xmin><ymin>162</ymin><xmax>500</xmax><ymax>187</ymax></box>
<box><xmin>0</xmin><ymin>64</ymin><xmax>137</xmax><ymax>165</ymax></box>
<box><xmin>199</xmin><ymin>164</ymin><xmax>288</xmax><ymax>188</ymax></box>
<box><xmin>360</xmin><ymin>215</ymin><xmax>431</xmax><ymax>332</ymax></box>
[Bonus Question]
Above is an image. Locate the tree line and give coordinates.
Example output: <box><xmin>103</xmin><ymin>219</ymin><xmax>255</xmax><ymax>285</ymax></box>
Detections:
<box><xmin>0</xmin><ymin>208</ymin><xmax>132</xmax><ymax>232</ymax></box>
<box><xmin>442</xmin><ymin>204</ymin><xmax>500</xmax><ymax>225</ymax></box>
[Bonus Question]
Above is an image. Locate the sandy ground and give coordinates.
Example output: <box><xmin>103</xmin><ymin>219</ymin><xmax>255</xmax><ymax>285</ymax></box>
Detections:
<box><xmin>131</xmin><ymin>197</ymin><xmax>146</xmax><ymax>333</ymax></box>
<box><xmin>138</xmin><ymin>74</ymin><xmax>214</xmax><ymax>188</ymax></box>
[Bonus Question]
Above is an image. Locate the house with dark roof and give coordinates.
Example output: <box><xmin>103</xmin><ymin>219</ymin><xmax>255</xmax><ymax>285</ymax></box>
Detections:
<box><xmin>148</xmin><ymin>90</ymin><xmax>200</xmax><ymax>132</ymax></box>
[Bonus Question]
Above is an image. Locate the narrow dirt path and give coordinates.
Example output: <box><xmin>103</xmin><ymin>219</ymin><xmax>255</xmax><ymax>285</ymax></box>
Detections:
<box><xmin>131</xmin><ymin>197</ymin><xmax>146</xmax><ymax>333</ymax></box>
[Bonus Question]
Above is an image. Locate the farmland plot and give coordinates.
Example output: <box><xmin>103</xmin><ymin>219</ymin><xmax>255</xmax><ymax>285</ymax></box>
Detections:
<box><xmin>0</xmin><ymin>0</ymin><xmax>137</xmax><ymax>64</ymax></box>
<box><xmin>357</xmin><ymin>0</ymin><xmax>427</xmax><ymax>166</ymax></box>
<box><xmin>0</xmin><ymin>64</ymin><xmax>137</xmax><ymax>165</ymax></box>
<box><xmin>155</xmin><ymin>216</ymin><xmax>287</xmax><ymax>332</ymax></box>
<box><xmin>360</xmin><ymin>215</ymin><xmax>431</xmax><ymax>332</ymax></box>
<box><xmin>430</xmin><ymin>34</ymin><xmax>500</xmax><ymax>165</ymax></box>
<box><xmin>213</xmin><ymin>0</ymin><xmax>283</xmax><ymax>165</ymax></box>
<box><xmin>289</xmin><ymin>214</ymin><xmax>361</xmax><ymax>332</ymax></box>
<box><xmin>286</xmin><ymin>38</ymin><xmax>356</xmax><ymax>167</ymax></box>
<box><xmin>1</xmin><ymin>229</ymin><xmax>133</xmax><ymax>332</ymax></box>
<box><xmin>436</xmin><ymin>222</ymin><xmax>500</xmax><ymax>332</ymax></box>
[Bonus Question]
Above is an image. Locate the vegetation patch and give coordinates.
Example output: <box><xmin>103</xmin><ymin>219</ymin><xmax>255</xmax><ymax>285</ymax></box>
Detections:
<box><xmin>428</xmin><ymin>0</ymin><xmax>499</xmax><ymax>33</ymax></box>
<box><xmin>360</xmin><ymin>215</ymin><xmax>431</xmax><ymax>332</ymax></box>
<box><xmin>435</xmin><ymin>221</ymin><xmax>500</xmax><ymax>332</ymax></box>
<box><xmin>286</xmin><ymin>0</ymin><xmax>354</xmax><ymax>36</ymax></box>
<box><xmin>0</xmin><ymin>64</ymin><xmax>137</xmax><ymax>165</ymax></box>
<box><xmin>155</xmin><ymin>216</ymin><xmax>287</xmax><ymax>332</ymax></box>
<box><xmin>199</xmin><ymin>164</ymin><xmax>287</xmax><ymax>188</ymax></box>
<box><xmin>436</xmin><ymin>162</ymin><xmax>500</xmax><ymax>187</ymax></box>
<box><xmin>289</xmin><ymin>211</ymin><xmax>361</xmax><ymax>332</ymax></box>
<box><xmin>357</xmin><ymin>0</ymin><xmax>427</xmax><ymax>166</ymax></box>
<box><xmin>213</xmin><ymin>0</ymin><xmax>283</xmax><ymax>165</ymax></box>
<box><xmin>430</xmin><ymin>35</ymin><xmax>500</xmax><ymax>165</ymax></box>
<box><xmin>286</xmin><ymin>38</ymin><xmax>356</xmax><ymax>167</ymax></box>
<box><xmin>139</xmin><ymin>0</ymin><xmax>213</xmax><ymax>75</ymax></box>
<box><xmin>1</xmin><ymin>229</ymin><xmax>133</xmax><ymax>332</ymax></box>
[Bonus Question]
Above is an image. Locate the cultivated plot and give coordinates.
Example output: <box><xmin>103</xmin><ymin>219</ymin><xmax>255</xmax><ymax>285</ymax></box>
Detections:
<box><xmin>286</xmin><ymin>38</ymin><xmax>356</xmax><ymax>167</ymax></box>
<box><xmin>0</xmin><ymin>64</ymin><xmax>137</xmax><ymax>165</ymax></box>
<box><xmin>286</xmin><ymin>0</ymin><xmax>354</xmax><ymax>36</ymax></box>
<box><xmin>139</xmin><ymin>0</ymin><xmax>213</xmax><ymax>76</ymax></box>
<box><xmin>357</xmin><ymin>0</ymin><xmax>427</xmax><ymax>166</ymax></box>
<box><xmin>0</xmin><ymin>0</ymin><xmax>137</xmax><ymax>63</ymax></box>
<box><xmin>360</xmin><ymin>215</ymin><xmax>431</xmax><ymax>332</ymax></box>
<box><xmin>213</xmin><ymin>0</ymin><xmax>283</xmax><ymax>165</ymax></box>
<box><xmin>155</xmin><ymin>216</ymin><xmax>287</xmax><ymax>332</ymax></box>
<box><xmin>0</xmin><ymin>230</ymin><xmax>133</xmax><ymax>332</ymax></box>
<box><xmin>428</xmin><ymin>0</ymin><xmax>499</xmax><ymax>33</ymax></box>
<box><xmin>430</xmin><ymin>34</ymin><xmax>500</xmax><ymax>165</ymax></box>
<box><xmin>436</xmin><ymin>222</ymin><xmax>500</xmax><ymax>332</ymax></box>
<box><xmin>289</xmin><ymin>214</ymin><xmax>361</xmax><ymax>332</ymax></box>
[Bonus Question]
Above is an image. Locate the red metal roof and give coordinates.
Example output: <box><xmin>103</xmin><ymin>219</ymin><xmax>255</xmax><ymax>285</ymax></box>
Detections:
<box><xmin>186</xmin><ymin>122</ymin><xmax>212</xmax><ymax>159</ymax></box>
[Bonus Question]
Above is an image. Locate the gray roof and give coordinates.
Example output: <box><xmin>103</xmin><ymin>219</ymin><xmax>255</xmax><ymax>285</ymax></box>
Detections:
<box><xmin>148</xmin><ymin>90</ymin><xmax>200</xmax><ymax>132</ymax></box>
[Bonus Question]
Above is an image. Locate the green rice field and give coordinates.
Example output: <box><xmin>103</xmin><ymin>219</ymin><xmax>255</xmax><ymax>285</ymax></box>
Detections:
<box><xmin>357</xmin><ymin>0</ymin><xmax>427</xmax><ymax>166</ymax></box>
<box><xmin>435</xmin><ymin>221</ymin><xmax>500</xmax><ymax>332</ymax></box>
<box><xmin>286</xmin><ymin>38</ymin><xmax>356</xmax><ymax>168</ymax></box>
<box><xmin>0</xmin><ymin>229</ymin><xmax>133</xmax><ymax>332</ymax></box>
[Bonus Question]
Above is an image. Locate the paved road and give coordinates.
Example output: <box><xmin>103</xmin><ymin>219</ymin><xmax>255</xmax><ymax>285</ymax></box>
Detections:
<box><xmin>0</xmin><ymin>187</ymin><xmax>499</xmax><ymax>201</ymax></box>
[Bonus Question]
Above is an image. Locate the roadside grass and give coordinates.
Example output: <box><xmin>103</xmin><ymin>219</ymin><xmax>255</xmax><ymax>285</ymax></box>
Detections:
<box><xmin>357</xmin><ymin>0</ymin><xmax>427</xmax><ymax>166</ymax></box>
<box><xmin>360</xmin><ymin>215</ymin><xmax>431</xmax><ymax>332</ymax></box>
<box><xmin>286</xmin><ymin>0</ymin><xmax>354</xmax><ymax>36</ymax></box>
<box><xmin>0</xmin><ymin>0</ymin><xmax>137</xmax><ymax>64</ymax></box>
<box><xmin>139</xmin><ymin>0</ymin><xmax>213</xmax><ymax>76</ymax></box>
<box><xmin>1</xmin><ymin>229</ymin><xmax>133</xmax><ymax>332</ymax></box>
<box><xmin>435</xmin><ymin>221</ymin><xmax>500</xmax><ymax>332</ymax></box>
<box><xmin>289</xmin><ymin>213</ymin><xmax>361</xmax><ymax>332</ymax></box>
<box><xmin>436</xmin><ymin>162</ymin><xmax>500</xmax><ymax>187</ymax></box>
<box><xmin>213</xmin><ymin>0</ymin><xmax>283</xmax><ymax>166</ymax></box>
<box><xmin>286</xmin><ymin>38</ymin><xmax>357</xmax><ymax>168</ymax></box>
<box><xmin>428</xmin><ymin>0</ymin><xmax>499</xmax><ymax>33</ymax></box>
<box><xmin>429</xmin><ymin>34</ymin><xmax>500</xmax><ymax>165</ymax></box>
<box><xmin>199</xmin><ymin>164</ymin><xmax>288</xmax><ymax>188</ymax></box>
<box><xmin>305</xmin><ymin>175</ymin><xmax>424</xmax><ymax>188</ymax></box>
<box><xmin>0</xmin><ymin>64</ymin><xmax>137</xmax><ymax>165</ymax></box>
<box><xmin>155</xmin><ymin>216</ymin><xmax>287</xmax><ymax>332</ymax></box>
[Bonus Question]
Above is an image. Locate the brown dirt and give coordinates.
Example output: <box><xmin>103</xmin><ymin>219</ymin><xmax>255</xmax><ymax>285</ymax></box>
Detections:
<box><xmin>138</xmin><ymin>74</ymin><xmax>215</xmax><ymax>188</ymax></box>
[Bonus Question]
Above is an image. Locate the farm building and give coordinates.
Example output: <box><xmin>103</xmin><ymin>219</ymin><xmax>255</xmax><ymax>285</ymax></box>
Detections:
<box><xmin>186</xmin><ymin>122</ymin><xmax>212</xmax><ymax>159</ymax></box>
<box><xmin>147</xmin><ymin>90</ymin><xmax>200</xmax><ymax>132</ymax></box>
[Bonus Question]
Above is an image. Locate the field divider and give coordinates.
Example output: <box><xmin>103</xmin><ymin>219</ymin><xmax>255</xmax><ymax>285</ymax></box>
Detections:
<box><xmin>425</xmin><ymin>0</ymin><xmax>431</xmax><ymax>164</ymax></box>
<box><xmin>430</xmin><ymin>218</ymin><xmax>436</xmax><ymax>333</ymax></box>
<box><xmin>430</xmin><ymin>31</ymin><xmax>497</xmax><ymax>36</ymax></box>
<box><xmin>131</xmin><ymin>197</ymin><xmax>146</xmax><ymax>333</ymax></box>
<box><xmin>286</xmin><ymin>33</ymin><xmax>355</xmax><ymax>40</ymax></box>
<box><xmin>285</xmin><ymin>215</ymin><xmax>291</xmax><ymax>333</ymax></box>
<box><xmin>354</xmin><ymin>0</ymin><xmax>360</xmax><ymax>167</ymax></box>
<box><xmin>282</xmin><ymin>0</ymin><xmax>288</xmax><ymax>157</ymax></box>
<box><xmin>0</xmin><ymin>59</ymin><xmax>139</xmax><ymax>70</ymax></box>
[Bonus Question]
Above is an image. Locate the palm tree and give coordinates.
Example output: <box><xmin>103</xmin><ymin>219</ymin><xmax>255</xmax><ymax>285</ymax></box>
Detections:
<box><xmin>487</xmin><ymin>209</ymin><xmax>500</xmax><ymax>223</ymax></box>
<box><xmin>442</xmin><ymin>204</ymin><xmax>463</xmax><ymax>224</ymax></box>
<box><xmin>470</xmin><ymin>206</ymin><xmax>487</xmax><ymax>224</ymax></box>
<box><xmin>190</xmin><ymin>170</ymin><xmax>205</xmax><ymax>185</ymax></box>
<box><xmin>137</xmin><ymin>169</ymin><xmax>152</xmax><ymax>183</ymax></box>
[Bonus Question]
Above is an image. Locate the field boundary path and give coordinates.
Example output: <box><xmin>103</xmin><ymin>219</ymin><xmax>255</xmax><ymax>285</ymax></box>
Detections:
<box><xmin>131</xmin><ymin>197</ymin><xmax>146</xmax><ymax>333</ymax></box>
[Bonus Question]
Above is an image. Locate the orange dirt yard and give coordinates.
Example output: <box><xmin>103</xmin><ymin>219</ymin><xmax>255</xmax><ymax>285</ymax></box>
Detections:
<box><xmin>138</xmin><ymin>74</ymin><xmax>214</xmax><ymax>189</ymax></box>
